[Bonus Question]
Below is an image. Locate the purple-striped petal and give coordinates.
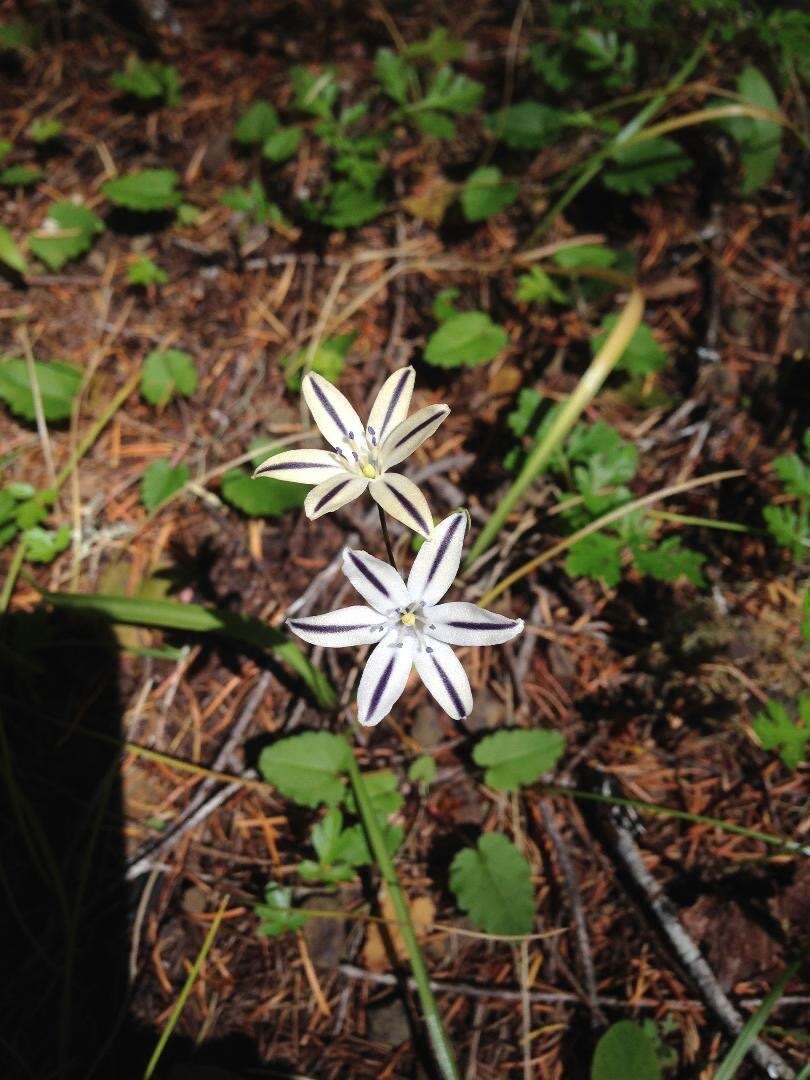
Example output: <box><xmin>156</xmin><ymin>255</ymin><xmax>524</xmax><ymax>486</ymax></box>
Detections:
<box><xmin>366</xmin><ymin>367</ymin><xmax>415</xmax><ymax>448</ymax></box>
<box><xmin>423</xmin><ymin>602</ymin><xmax>524</xmax><ymax>646</ymax></box>
<box><xmin>286</xmin><ymin>605</ymin><xmax>390</xmax><ymax>647</ymax></box>
<box><xmin>356</xmin><ymin>632</ymin><xmax>415</xmax><ymax>726</ymax></box>
<box><xmin>342</xmin><ymin>548</ymin><xmax>409</xmax><ymax>612</ymax></box>
<box><xmin>302</xmin><ymin>371</ymin><xmax>365</xmax><ymax>451</ymax></box>
<box><xmin>413</xmin><ymin>639</ymin><xmax>472</xmax><ymax>721</ymax></box>
<box><xmin>304</xmin><ymin>474</ymin><xmax>368</xmax><ymax>519</ymax></box>
<box><xmin>253</xmin><ymin>448</ymin><xmax>343</xmax><ymax>485</ymax></box>
<box><xmin>370</xmin><ymin>473</ymin><xmax>433</xmax><ymax>539</ymax></box>
<box><xmin>379</xmin><ymin>403</ymin><xmax>449</xmax><ymax>470</ymax></box>
<box><xmin>407</xmin><ymin>510</ymin><xmax>466</xmax><ymax>605</ymax></box>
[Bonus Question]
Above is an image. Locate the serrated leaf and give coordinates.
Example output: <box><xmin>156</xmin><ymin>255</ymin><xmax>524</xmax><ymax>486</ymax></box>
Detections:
<box><xmin>506</xmin><ymin>388</ymin><xmax>543</xmax><ymax>438</ymax></box>
<box><xmin>753</xmin><ymin>696</ymin><xmax>810</xmax><ymax>770</ymax></box>
<box><xmin>592</xmin><ymin>316</ymin><xmax>667</xmax><ymax>376</ymax></box>
<box><xmin>632</xmin><ymin>537</ymin><xmax>705</xmax><ymax>586</ymax></box>
<box><xmin>424</xmin><ymin>311</ymin><xmax>508</xmax><ymax>368</ymax></box>
<box><xmin>604</xmin><ymin>137</ymin><xmax>692</xmax><ymax>196</ymax></box>
<box><xmin>763</xmin><ymin>505</ymin><xmax>807</xmax><ymax>559</ymax></box>
<box><xmin>140</xmin><ymin>349</ymin><xmax>198</xmax><ymax>407</ymax></box>
<box><xmin>28</xmin><ymin>202</ymin><xmax>104</xmax><ymax>270</ymax></box>
<box><xmin>259</xmin><ymin>732</ymin><xmax>351</xmax><ymax>808</ymax></box>
<box><xmin>140</xmin><ymin>459</ymin><xmax>189</xmax><ymax>512</ymax></box>
<box><xmin>565</xmin><ymin>532</ymin><xmax>623</xmax><ymax>586</ymax></box>
<box><xmin>516</xmin><ymin>267</ymin><xmax>567</xmax><ymax>305</ymax></box>
<box><xmin>0</xmin><ymin>225</ymin><xmax>26</xmax><ymax>274</ymax></box>
<box><xmin>528</xmin><ymin>42</ymin><xmax>573</xmax><ymax>92</ymax></box>
<box><xmin>404</xmin><ymin>28</ymin><xmax>464</xmax><ymax>64</ymax></box>
<box><xmin>221</xmin><ymin>467</ymin><xmax>307</xmax><ymax>518</ymax></box>
<box><xmin>474</xmin><ymin>729</ymin><xmax>565</xmax><ymax>791</ymax></box>
<box><xmin>0</xmin><ymin>164</ymin><xmax>43</xmax><ymax>187</ymax></box>
<box><xmin>449</xmin><ymin>833</ymin><xmax>534</xmax><ymax>935</ymax></box>
<box><xmin>319</xmin><ymin>181</ymin><xmax>384</xmax><ymax>229</ymax></box>
<box><xmin>417</xmin><ymin>66</ymin><xmax>483</xmax><ymax>115</ymax></box>
<box><xmin>344</xmin><ymin>769</ymin><xmax>404</xmax><ymax>819</ymax></box>
<box><xmin>772</xmin><ymin>451</ymin><xmax>810</xmax><ymax>499</ymax></box>
<box><xmin>291</xmin><ymin>65</ymin><xmax>339</xmax><ymax>118</ymax></box>
<box><xmin>112</xmin><ymin>60</ymin><xmax>181</xmax><ymax>105</ymax></box>
<box><xmin>718</xmin><ymin>66</ymin><xmax>781</xmax><ymax>194</ymax></box>
<box><xmin>591</xmin><ymin>1020</ymin><xmax>661</xmax><ymax>1080</ymax></box>
<box><xmin>0</xmin><ymin>357</ymin><xmax>82</xmax><ymax>421</ymax></box>
<box><xmin>408</xmin><ymin>755</ymin><xmax>437</xmax><ymax>786</ymax></box>
<box><xmin>102</xmin><ymin>169</ymin><xmax>181</xmax><ymax>212</ymax></box>
<box><xmin>127</xmin><ymin>256</ymin><xmax>167</xmax><ymax>287</ymax></box>
<box><xmin>262</xmin><ymin>126</ymin><xmax>302</xmax><ymax>163</ymax></box>
<box><xmin>255</xmin><ymin>882</ymin><xmax>308</xmax><ymax>937</ymax></box>
<box><xmin>486</xmin><ymin>101</ymin><xmax>569</xmax><ymax>150</ymax></box>
<box><xmin>234</xmin><ymin>100</ymin><xmax>279</xmax><ymax>144</ymax></box>
<box><xmin>23</xmin><ymin>523</ymin><xmax>71</xmax><ymax>564</ymax></box>
<box><xmin>460</xmin><ymin>166</ymin><xmax>518</xmax><ymax>222</ymax></box>
<box><xmin>375</xmin><ymin>47</ymin><xmax>414</xmax><ymax>105</ymax></box>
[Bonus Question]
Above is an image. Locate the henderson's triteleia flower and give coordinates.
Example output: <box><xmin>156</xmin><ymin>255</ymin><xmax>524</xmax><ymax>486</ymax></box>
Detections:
<box><xmin>286</xmin><ymin>511</ymin><xmax>524</xmax><ymax>726</ymax></box>
<box><xmin>253</xmin><ymin>367</ymin><xmax>448</xmax><ymax>539</ymax></box>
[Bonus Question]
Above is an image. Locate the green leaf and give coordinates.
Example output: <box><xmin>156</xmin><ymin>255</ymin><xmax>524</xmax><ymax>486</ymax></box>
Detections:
<box><xmin>753</xmin><ymin>697</ymin><xmax>810</xmax><ymax>770</ymax></box>
<box><xmin>291</xmin><ymin>65</ymin><xmax>339</xmax><ymax>118</ymax></box>
<box><xmin>763</xmin><ymin>505</ymin><xmax>808</xmax><ymax>559</ymax></box>
<box><xmin>28</xmin><ymin>117</ymin><xmax>62</xmax><ymax>143</ymax></box>
<box><xmin>299</xmin><ymin>808</ymin><xmax>369</xmax><ymax>882</ymax></box>
<box><xmin>28</xmin><ymin>202</ymin><xmax>104</xmax><ymax>270</ymax></box>
<box><xmin>432</xmin><ymin>288</ymin><xmax>460</xmax><ymax>323</ymax></box>
<box><xmin>632</xmin><ymin>537</ymin><xmax>705</xmax><ymax>586</ymax></box>
<box><xmin>0</xmin><ymin>225</ymin><xmax>26</xmax><ymax>274</ymax></box>
<box><xmin>528</xmin><ymin>42</ymin><xmax>573</xmax><ymax>93</ymax></box>
<box><xmin>591</xmin><ymin>1020</ymin><xmax>661</xmax><ymax>1080</ymax></box>
<box><xmin>566</xmin><ymin>532</ymin><xmax>623</xmax><ymax>587</ymax></box>
<box><xmin>234</xmin><ymin>101</ymin><xmax>279</xmax><ymax>144</ymax></box>
<box><xmin>414</xmin><ymin>111</ymin><xmax>456</xmax><ymax>139</ymax></box>
<box><xmin>0</xmin><ymin>164</ymin><xmax>43</xmax><ymax>187</ymax></box>
<box><xmin>474</xmin><ymin>729</ymin><xmax>565</xmax><ymax>791</ymax></box>
<box><xmin>259</xmin><ymin>732</ymin><xmax>351</xmax><ymax>808</ymax></box>
<box><xmin>319</xmin><ymin>181</ymin><xmax>384</xmax><ymax>229</ymax></box>
<box><xmin>404</xmin><ymin>28</ymin><xmax>465</xmax><ymax>64</ymax></box>
<box><xmin>416</xmin><ymin>66</ymin><xmax>483</xmax><ymax>115</ymax></box>
<box><xmin>177</xmin><ymin>203</ymin><xmax>201</xmax><ymax>226</ymax></box>
<box><xmin>408</xmin><ymin>755</ymin><xmax>437</xmax><ymax>786</ymax></box>
<box><xmin>141</xmin><ymin>459</ymin><xmax>189</xmax><ymax>512</ymax></box>
<box><xmin>772</xmin><ymin>451</ymin><xmax>810</xmax><ymax>499</ymax></box>
<box><xmin>140</xmin><ymin>349</ymin><xmax>198</xmax><ymax>407</ymax></box>
<box><xmin>112</xmin><ymin>59</ymin><xmax>181</xmax><ymax>105</ymax></box>
<box><xmin>0</xmin><ymin>140</ymin><xmax>11</xmax><ymax>163</ymax></box>
<box><xmin>506</xmin><ymin>388</ymin><xmax>543</xmax><ymax>438</ymax></box>
<box><xmin>281</xmin><ymin>332</ymin><xmax>354</xmax><ymax>392</ymax></box>
<box><xmin>43</xmin><ymin>589</ymin><xmax>336</xmax><ymax>708</ymax></box>
<box><xmin>375</xmin><ymin>48</ymin><xmax>414</xmax><ymax>105</ymax></box>
<box><xmin>221</xmin><ymin>467</ymin><xmax>307</xmax><ymax>518</ymax></box>
<box><xmin>23</xmin><ymin>524</ymin><xmax>71</xmax><ymax>564</ymax></box>
<box><xmin>127</xmin><ymin>256</ymin><xmax>167</xmax><ymax>287</ymax></box>
<box><xmin>221</xmin><ymin>179</ymin><xmax>282</xmax><ymax>225</ymax></box>
<box><xmin>102</xmin><ymin>169</ymin><xmax>182</xmax><ymax>212</ymax></box>
<box><xmin>0</xmin><ymin>19</ymin><xmax>39</xmax><ymax>50</ymax></box>
<box><xmin>344</xmin><ymin>769</ymin><xmax>404</xmax><ymax>819</ymax></box>
<box><xmin>553</xmin><ymin>244</ymin><xmax>617</xmax><ymax>270</ymax></box>
<box><xmin>424</xmin><ymin>311</ymin><xmax>508</xmax><ymax>368</ymax></box>
<box><xmin>486</xmin><ymin>101</ymin><xmax>569</xmax><ymax>150</ymax></box>
<box><xmin>449</xmin><ymin>833</ymin><xmax>534</xmax><ymax>935</ymax></box>
<box><xmin>255</xmin><ymin>882</ymin><xmax>308</xmax><ymax>937</ymax></box>
<box><xmin>592</xmin><ymin>316</ymin><xmax>667</xmax><ymax>376</ymax></box>
<box><xmin>604</xmin><ymin>137</ymin><xmax>692</xmax><ymax>196</ymax></box>
<box><xmin>262</xmin><ymin>126</ymin><xmax>302</xmax><ymax>163</ymax></box>
<box><xmin>460</xmin><ymin>166</ymin><xmax>518</xmax><ymax>222</ymax></box>
<box><xmin>516</xmin><ymin>267</ymin><xmax>567</xmax><ymax>305</ymax></box>
<box><xmin>718</xmin><ymin>66</ymin><xmax>781</xmax><ymax>194</ymax></box>
<box><xmin>0</xmin><ymin>357</ymin><xmax>82</xmax><ymax>421</ymax></box>
<box><xmin>801</xmin><ymin>591</ymin><xmax>810</xmax><ymax>642</ymax></box>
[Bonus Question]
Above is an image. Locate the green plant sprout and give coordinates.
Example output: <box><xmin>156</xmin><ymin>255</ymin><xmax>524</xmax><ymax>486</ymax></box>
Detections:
<box><xmin>763</xmin><ymin>430</ymin><xmax>810</xmax><ymax>561</ymax></box>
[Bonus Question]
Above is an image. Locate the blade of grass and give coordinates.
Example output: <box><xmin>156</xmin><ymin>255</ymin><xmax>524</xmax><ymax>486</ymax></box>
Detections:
<box><xmin>465</xmin><ymin>288</ymin><xmax>644</xmax><ymax>566</ymax></box>
<box><xmin>648</xmin><ymin>509</ymin><xmax>751</xmax><ymax>532</ymax></box>
<box><xmin>346</xmin><ymin>751</ymin><xmax>460</xmax><ymax>1080</ymax></box>
<box><xmin>714</xmin><ymin>960</ymin><xmax>801</xmax><ymax>1080</ymax></box>
<box><xmin>143</xmin><ymin>894</ymin><xmax>230</xmax><ymax>1080</ymax></box>
<box><xmin>475</xmin><ymin>468</ymin><xmax>744</xmax><ymax>607</ymax></box>
<box><xmin>39</xmin><ymin>590</ymin><xmax>337</xmax><ymax>709</ymax></box>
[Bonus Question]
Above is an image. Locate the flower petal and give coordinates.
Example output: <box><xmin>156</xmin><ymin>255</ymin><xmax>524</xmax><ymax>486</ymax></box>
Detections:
<box><xmin>302</xmin><ymin>371</ymin><xmax>365</xmax><ymax>450</ymax></box>
<box><xmin>370</xmin><ymin>473</ymin><xmax>433</xmax><ymax>539</ymax></box>
<box><xmin>366</xmin><ymin>367</ymin><xmax>415</xmax><ymax>448</ymax></box>
<box><xmin>379</xmin><ymin>403</ymin><xmax>449</xmax><ymax>470</ymax></box>
<box><xmin>356</xmin><ymin>631</ymin><xmax>415</xmax><ymax>727</ymax></box>
<box><xmin>424</xmin><ymin>602</ymin><xmax>524</xmax><ymax>646</ymax></box>
<box><xmin>253</xmin><ymin>448</ymin><xmax>343</xmax><ymax>485</ymax></box>
<box><xmin>304</xmin><ymin>475</ymin><xmax>368</xmax><ymax>519</ymax></box>
<box><xmin>287</xmin><ymin>605</ymin><xmax>390</xmax><ymax>647</ymax></box>
<box><xmin>342</xmin><ymin>548</ymin><xmax>410</xmax><ymax>612</ymax></box>
<box><xmin>407</xmin><ymin>510</ymin><xmax>466</xmax><ymax>605</ymax></box>
<box><xmin>414</xmin><ymin>639</ymin><xmax>472</xmax><ymax>721</ymax></box>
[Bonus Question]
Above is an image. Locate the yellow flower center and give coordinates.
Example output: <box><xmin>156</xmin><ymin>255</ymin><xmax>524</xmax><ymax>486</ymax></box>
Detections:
<box><xmin>361</xmin><ymin>463</ymin><xmax>377</xmax><ymax>479</ymax></box>
<box><xmin>400</xmin><ymin>611</ymin><xmax>416</xmax><ymax>626</ymax></box>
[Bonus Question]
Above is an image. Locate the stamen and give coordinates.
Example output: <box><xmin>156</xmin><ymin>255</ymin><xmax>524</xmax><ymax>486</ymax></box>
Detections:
<box><xmin>400</xmin><ymin>611</ymin><xmax>416</xmax><ymax>627</ymax></box>
<box><xmin>361</xmin><ymin>463</ymin><xmax>377</xmax><ymax>479</ymax></box>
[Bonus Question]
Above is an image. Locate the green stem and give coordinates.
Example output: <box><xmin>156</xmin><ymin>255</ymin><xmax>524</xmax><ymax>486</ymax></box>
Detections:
<box><xmin>648</xmin><ymin>510</ymin><xmax>751</xmax><ymax>532</ymax></box>
<box><xmin>346</xmin><ymin>752</ymin><xmax>460</xmax><ymax>1080</ymax></box>
<box><xmin>0</xmin><ymin>539</ymin><xmax>26</xmax><ymax>615</ymax></box>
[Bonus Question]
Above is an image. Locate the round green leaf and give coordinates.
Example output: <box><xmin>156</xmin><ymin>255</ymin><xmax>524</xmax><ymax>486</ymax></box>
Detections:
<box><xmin>424</xmin><ymin>311</ymin><xmax>508</xmax><ymax>368</ymax></box>
<box><xmin>591</xmin><ymin>1021</ymin><xmax>661</xmax><ymax>1080</ymax></box>
<box><xmin>474</xmin><ymin>729</ymin><xmax>565</xmax><ymax>791</ymax></box>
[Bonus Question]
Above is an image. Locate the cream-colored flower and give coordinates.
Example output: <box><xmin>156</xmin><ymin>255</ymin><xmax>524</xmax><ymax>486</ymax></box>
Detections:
<box><xmin>253</xmin><ymin>367</ymin><xmax>448</xmax><ymax>538</ymax></box>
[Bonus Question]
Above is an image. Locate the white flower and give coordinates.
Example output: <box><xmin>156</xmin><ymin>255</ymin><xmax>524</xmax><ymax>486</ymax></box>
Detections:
<box><xmin>253</xmin><ymin>367</ymin><xmax>448</xmax><ymax>538</ymax></box>
<box><xmin>287</xmin><ymin>512</ymin><xmax>524</xmax><ymax>726</ymax></box>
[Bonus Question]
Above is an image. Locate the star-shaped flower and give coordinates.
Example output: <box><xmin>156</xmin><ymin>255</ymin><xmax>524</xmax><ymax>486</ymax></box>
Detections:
<box><xmin>287</xmin><ymin>512</ymin><xmax>524</xmax><ymax>726</ymax></box>
<box><xmin>253</xmin><ymin>367</ymin><xmax>448</xmax><ymax>538</ymax></box>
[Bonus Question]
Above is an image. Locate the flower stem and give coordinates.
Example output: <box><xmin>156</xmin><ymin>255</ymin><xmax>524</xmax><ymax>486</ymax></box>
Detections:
<box><xmin>346</xmin><ymin>752</ymin><xmax>460</xmax><ymax>1080</ymax></box>
<box><xmin>378</xmin><ymin>504</ymin><xmax>398</xmax><ymax>570</ymax></box>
